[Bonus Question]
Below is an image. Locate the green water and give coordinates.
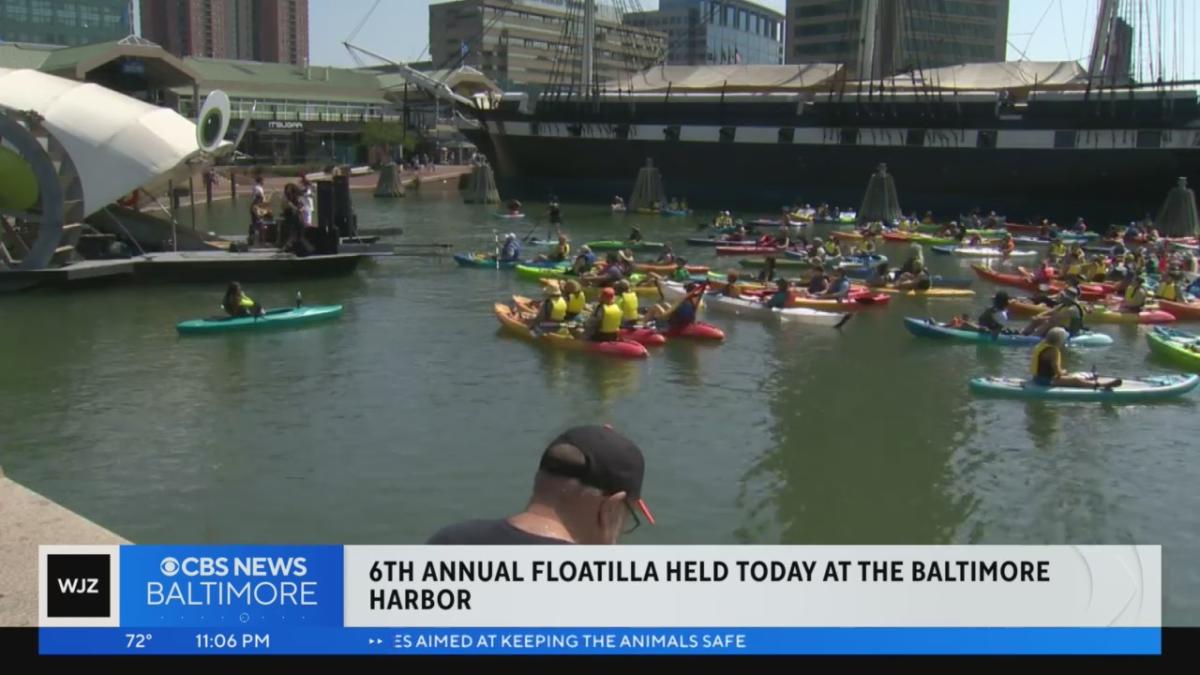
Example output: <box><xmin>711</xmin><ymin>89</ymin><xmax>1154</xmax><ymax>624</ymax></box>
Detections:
<box><xmin>2</xmin><ymin>194</ymin><xmax>1198</xmax><ymax>623</ymax></box>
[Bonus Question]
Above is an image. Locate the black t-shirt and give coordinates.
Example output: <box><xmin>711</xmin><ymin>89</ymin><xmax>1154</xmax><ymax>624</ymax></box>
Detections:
<box><xmin>426</xmin><ymin>519</ymin><xmax>572</xmax><ymax>545</ymax></box>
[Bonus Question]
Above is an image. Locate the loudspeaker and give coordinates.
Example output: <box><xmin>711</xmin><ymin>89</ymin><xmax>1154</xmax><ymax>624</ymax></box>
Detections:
<box><xmin>332</xmin><ymin>174</ymin><xmax>353</xmax><ymax>237</ymax></box>
<box><xmin>316</xmin><ymin>180</ymin><xmax>334</xmax><ymax>232</ymax></box>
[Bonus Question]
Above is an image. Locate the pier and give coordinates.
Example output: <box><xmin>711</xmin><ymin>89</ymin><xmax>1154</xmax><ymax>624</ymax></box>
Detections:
<box><xmin>0</xmin><ymin>467</ymin><xmax>128</xmax><ymax>627</ymax></box>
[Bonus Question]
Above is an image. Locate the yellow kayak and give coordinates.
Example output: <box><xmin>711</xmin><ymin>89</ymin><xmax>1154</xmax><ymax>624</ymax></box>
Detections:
<box><xmin>874</xmin><ymin>286</ymin><xmax>976</xmax><ymax>298</ymax></box>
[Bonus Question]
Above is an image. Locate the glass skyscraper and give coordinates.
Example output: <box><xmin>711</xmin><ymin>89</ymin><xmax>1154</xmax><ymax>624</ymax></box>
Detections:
<box><xmin>0</xmin><ymin>0</ymin><xmax>131</xmax><ymax>46</ymax></box>
<box><xmin>626</xmin><ymin>0</ymin><xmax>784</xmax><ymax>66</ymax></box>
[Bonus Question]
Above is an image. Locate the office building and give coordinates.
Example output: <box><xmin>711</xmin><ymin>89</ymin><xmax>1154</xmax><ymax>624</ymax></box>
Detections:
<box><xmin>140</xmin><ymin>0</ymin><xmax>309</xmax><ymax>64</ymax></box>
<box><xmin>429</xmin><ymin>0</ymin><xmax>665</xmax><ymax>90</ymax></box>
<box><xmin>786</xmin><ymin>0</ymin><xmax>1008</xmax><ymax>77</ymax></box>
<box><xmin>626</xmin><ymin>0</ymin><xmax>783</xmax><ymax>66</ymax></box>
<box><xmin>0</xmin><ymin>0</ymin><xmax>131</xmax><ymax>46</ymax></box>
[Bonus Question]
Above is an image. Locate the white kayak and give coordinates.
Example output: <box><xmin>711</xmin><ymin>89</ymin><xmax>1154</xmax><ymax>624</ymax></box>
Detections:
<box><xmin>931</xmin><ymin>245</ymin><xmax>1038</xmax><ymax>258</ymax></box>
<box><xmin>659</xmin><ymin>281</ymin><xmax>847</xmax><ymax>326</ymax></box>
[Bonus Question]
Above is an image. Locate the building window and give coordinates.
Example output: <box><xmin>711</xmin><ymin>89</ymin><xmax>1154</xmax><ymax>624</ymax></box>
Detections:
<box><xmin>663</xmin><ymin>125</ymin><xmax>681</xmax><ymax>142</ymax></box>
<box><xmin>905</xmin><ymin>129</ymin><xmax>925</xmax><ymax>146</ymax></box>
<box><xmin>1054</xmin><ymin>130</ymin><xmax>1077</xmax><ymax>149</ymax></box>
<box><xmin>6</xmin><ymin>1</ymin><xmax>29</xmax><ymax>21</ymax></box>
<box><xmin>1136</xmin><ymin>130</ymin><xmax>1163</xmax><ymax>148</ymax></box>
<box><xmin>840</xmin><ymin>128</ymin><xmax>858</xmax><ymax>145</ymax></box>
<box><xmin>977</xmin><ymin>130</ymin><xmax>997</xmax><ymax>149</ymax></box>
<box><xmin>30</xmin><ymin>0</ymin><xmax>52</xmax><ymax>24</ymax></box>
<box><xmin>719</xmin><ymin>126</ymin><xmax>735</xmax><ymax>143</ymax></box>
<box><xmin>778</xmin><ymin>127</ymin><xmax>795</xmax><ymax>144</ymax></box>
<box><xmin>56</xmin><ymin>2</ymin><xmax>77</xmax><ymax>26</ymax></box>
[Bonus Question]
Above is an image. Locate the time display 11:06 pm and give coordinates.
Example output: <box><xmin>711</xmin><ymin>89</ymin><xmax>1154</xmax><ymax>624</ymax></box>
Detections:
<box><xmin>194</xmin><ymin>633</ymin><xmax>270</xmax><ymax>649</ymax></box>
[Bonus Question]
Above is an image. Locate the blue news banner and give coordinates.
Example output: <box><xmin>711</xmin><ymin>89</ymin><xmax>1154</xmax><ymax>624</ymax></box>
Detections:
<box><xmin>38</xmin><ymin>545</ymin><xmax>1161</xmax><ymax>655</ymax></box>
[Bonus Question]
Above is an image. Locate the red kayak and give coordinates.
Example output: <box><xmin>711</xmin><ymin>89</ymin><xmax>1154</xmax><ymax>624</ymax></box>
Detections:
<box><xmin>663</xmin><ymin>321</ymin><xmax>726</xmax><ymax>341</ymax></box>
<box><xmin>970</xmin><ymin>265</ymin><xmax>1112</xmax><ymax>301</ymax></box>
<box><xmin>633</xmin><ymin>262</ymin><xmax>710</xmax><ymax>274</ymax></box>
<box><xmin>512</xmin><ymin>296</ymin><xmax>666</xmax><ymax>347</ymax></box>
<box><xmin>1157</xmin><ymin>299</ymin><xmax>1200</xmax><ymax>320</ymax></box>
<box><xmin>1004</xmin><ymin>222</ymin><xmax>1046</xmax><ymax>235</ymax></box>
<box><xmin>715</xmin><ymin>245</ymin><xmax>788</xmax><ymax>256</ymax></box>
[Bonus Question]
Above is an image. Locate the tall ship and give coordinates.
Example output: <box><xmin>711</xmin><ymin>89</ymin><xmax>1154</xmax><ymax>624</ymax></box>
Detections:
<box><xmin>411</xmin><ymin>0</ymin><xmax>1200</xmax><ymax>223</ymax></box>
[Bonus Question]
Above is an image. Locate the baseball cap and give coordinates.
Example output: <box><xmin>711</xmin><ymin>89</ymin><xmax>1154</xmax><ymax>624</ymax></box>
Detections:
<box><xmin>538</xmin><ymin>425</ymin><xmax>654</xmax><ymax>525</ymax></box>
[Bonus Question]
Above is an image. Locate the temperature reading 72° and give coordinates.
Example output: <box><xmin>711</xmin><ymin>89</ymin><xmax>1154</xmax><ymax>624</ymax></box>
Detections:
<box><xmin>125</xmin><ymin>633</ymin><xmax>152</xmax><ymax>649</ymax></box>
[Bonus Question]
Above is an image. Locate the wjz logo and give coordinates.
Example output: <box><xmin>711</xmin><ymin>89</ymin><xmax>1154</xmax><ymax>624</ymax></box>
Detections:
<box><xmin>46</xmin><ymin>554</ymin><xmax>110</xmax><ymax>618</ymax></box>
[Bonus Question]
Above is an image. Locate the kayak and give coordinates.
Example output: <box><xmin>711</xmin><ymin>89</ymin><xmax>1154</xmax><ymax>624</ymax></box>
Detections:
<box><xmin>931</xmin><ymin>245</ymin><xmax>1038</xmax><ymax>258</ymax></box>
<box><xmin>715</xmin><ymin>245</ymin><xmax>788</xmax><ymax>256</ymax></box>
<box><xmin>586</xmin><ymin>240</ymin><xmax>665</xmax><ymax>252</ymax></box>
<box><xmin>633</xmin><ymin>262</ymin><xmax>710</xmax><ymax>274</ymax></box>
<box><xmin>783</xmin><ymin>250</ymin><xmax>887</xmax><ymax>266</ymax></box>
<box><xmin>1012</xmin><ymin>235</ymin><xmax>1094</xmax><ymax>247</ymax></box>
<box><xmin>686</xmin><ymin>236</ymin><xmax>742</xmax><ymax>246</ymax></box>
<box><xmin>454</xmin><ymin>252</ymin><xmax>517</xmax><ymax>269</ymax></box>
<box><xmin>660</xmin><ymin>209</ymin><xmax>691</xmax><ymax>217</ymax></box>
<box><xmin>513</xmin><ymin>262</ymin><xmax>574</xmax><ymax>280</ymax></box>
<box><xmin>1157</xmin><ymin>299</ymin><xmax>1200</xmax><ymax>320</ymax></box>
<box><xmin>970</xmin><ymin>264</ymin><xmax>1112</xmax><ymax>300</ymax></box>
<box><xmin>493</xmin><ymin>303</ymin><xmax>648</xmax><ymax>359</ymax></box>
<box><xmin>1006</xmin><ymin>299</ymin><xmax>1176</xmax><ymax>324</ymax></box>
<box><xmin>969</xmin><ymin>374</ymin><xmax>1199</xmax><ymax>402</ymax></box>
<box><xmin>844</xmin><ymin>269</ymin><xmax>974</xmax><ymax>288</ymax></box>
<box><xmin>902</xmin><ymin>317</ymin><xmax>1113</xmax><ymax>347</ymax></box>
<box><xmin>177</xmin><ymin>305</ymin><xmax>343</xmax><ymax>335</ymax></box>
<box><xmin>511</xmin><ymin>296</ymin><xmax>666</xmax><ymax>347</ymax></box>
<box><xmin>1146</xmin><ymin>327</ymin><xmax>1200</xmax><ymax>370</ymax></box>
<box><xmin>786</xmin><ymin>292</ymin><xmax>891</xmax><ymax>311</ymax></box>
<box><xmin>491</xmin><ymin>212</ymin><xmax>525</xmax><ymax>219</ymax></box>
<box><xmin>738</xmin><ymin>257</ymin><xmax>815</xmax><ymax>270</ymax></box>
<box><xmin>662</xmin><ymin>321</ymin><xmax>726</xmax><ymax>341</ymax></box>
<box><xmin>830</xmin><ymin>231</ymin><xmax>866</xmax><ymax>242</ymax></box>
<box><xmin>874</xmin><ymin>286</ymin><xmax>976</xmax><ymax>298</ymax></box>
<box><xmin>659</xmin><ymin>281</ymin><xmax>847</xmax><ymax>326</ymax></box>
<box><xmin>882</xmin><ymin>232</ymin><xmax>957</xmax><ymax>245</ymax></box>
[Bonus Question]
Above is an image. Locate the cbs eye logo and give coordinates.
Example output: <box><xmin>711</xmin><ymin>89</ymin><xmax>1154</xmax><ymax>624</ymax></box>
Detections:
<box><xmin>46</xmin><ymin>554</ymin><xmax>111</xmax><ymax>618</ymax></box>
<box><xmin>160</xmin><ymin>557</ymin><xmax>181</xmax><ymax>577</ymax></box>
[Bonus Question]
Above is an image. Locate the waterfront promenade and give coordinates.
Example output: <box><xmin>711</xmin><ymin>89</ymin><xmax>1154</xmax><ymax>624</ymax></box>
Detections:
<box><xmin>0</xmin><ymin>468</ymin><xmax>128</xmax><ymax>627</ymax></box>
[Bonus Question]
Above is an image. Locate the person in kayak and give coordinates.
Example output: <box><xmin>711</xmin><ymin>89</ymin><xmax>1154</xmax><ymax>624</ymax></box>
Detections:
<box><xmin>1120</xmin><ymin>275</ymin><xmax>1148</xmax><ymax>313</ymax></box>
<box><xmin>1156</xmin><ymin>270</ymin><xmax>1185</xmax><ymax>302</ymax></box>
<box><xmin>646</xmin><ymin>280</ymin><xmax>705</xmax><ymax>328</ymax></box>
<box><xmin>581</xmin><ymin>253</ymin><xmax>625</xmax><ymax>287</ymax></box>
<box><xmin>223</xmin><ymin>282</ymin><xmax>263</xmax><ymax>318</ymax></box>
<box><xmin>655</xmin><ymin>243</ymin><xmax>676</xmax><ymax>263</ymax></box>
<box><xmin>757</xmin><ymin>257</ymin><xmax>778</xmax><ymax>283</ymax></box>
<box><xmin>670</xmin><ymin>258</ymin><xmax>693</xmax><ymax>282</ymax></box>
<box><xmin>531</xmin><ymin>281</ymin><xmax>568</xmax><ymax>334</ymax></box>
<box><xmin>1031</xmin><ymin>328</ymin><xmax>1121</xmax><ymax>390</ymax></box>
<box><xmin>562</xmin><ymin>280</ymin><xmax>587</xmax><ymax>322</ymax></box>
<box><xmin>854</xmin><ymin>237</ymin><xmax>877</xmax><ymax>256</ymax></box>
<box><xmin>611</xmin><ymin>195</ymin><xmax>625</xmax><ymax>211</ymax></box>
<box><xmin>572</xmin><ymin>244</ymin><xmax>597</xmax><ymax>275</ymax></box>
<box><xmin>628</xmin><ymin>226</ymin><xmax>644</xmax><ymax>244</ymax></box>
<box><xmin>866</xmin><ymin>261</ymin><xmax>892</xmax><ymax>287</ymax></box>
<box><xmin>802</xmin><ymin>267</ymin><xmax>830</xmax><ymax>296</ymax></box>
<box><xmin>721</xmin><ymin>271</ymin><xmax>744</xmax><ymax>299</ymax></box>
<box><xmin>506</xmin><ymin>199</ymin><xmax>523</xmax><ymax>215</ymax></box>
<box><xmin>587</xmin><ymin>288</ymin><xmax>624</xmax><ymax>342</ymax></box>
<box><xmin>615</xmin><ymin>250</ymin><xmax>636</xmax><ymax>277</ymax></box>
<box><xmin>1048</xmin><ymin>235</ymin><xmax>1067</xmax><ymax>261</ymax></box>
<box><xmin>499</xmin><ymin>233</ymin><xmax>522</xmax><ymax>263</ymax></box>
<box><xmin>614</xmin><ymin>280</ymin><xmax>641</xmax><ymax>328</ymax></box>
<box><xmin>547</xmin><ymin>198</ymin><xmax>562</xmax><ymax>226</ymax></box>
<box><xmin>1021</xmin><ymin>287</ymin><xmax>1086</xmax><ymax>336</ymax></box>
<box><xmin>898</xmin><ymin>243</ymin><xmax>925</xmax><ymax>275</ymax></box>
<box><xmin>998</xmin><ymin>233</ymin><xmax>1017</xmax><ymax>262</ymax></box>
<box><xmin>816</xmin><ymin>268</ymin><xmax>852</xmax><ymax>301</ymax></box>
<box><xmin>1023</xmin><ymin>258</ymin><xmax>1055</xmax><ymax>285</ymax></box>
<box><xmin>897</xmin><ymin>267</ymin><xmax>933</xmax><ymax>292</ymax></box>
<box><xmin>763</xmin><ymin>278</ymin><xmax>792</xmax><ymax>309</ymax></box>
<box><xmin>822</xmin><ymin>238</ymin><xmax>841</xmax><ymax>259</ymax></box>
<box><xmin>952</xmin><ymin>292</ymin><xmax>1011</xmax><ymax>335</ymax></box>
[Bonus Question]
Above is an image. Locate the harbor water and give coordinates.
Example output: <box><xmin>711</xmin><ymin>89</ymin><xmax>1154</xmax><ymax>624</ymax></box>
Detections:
<box><xmin>1</xmin><ymin>192</ymin><xmax>1197</xmax><ymax>623</ymax></box>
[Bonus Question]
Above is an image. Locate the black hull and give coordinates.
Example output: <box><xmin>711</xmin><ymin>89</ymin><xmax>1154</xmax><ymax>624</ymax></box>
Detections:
<box><xmin>465</xmin><ymin>131</ymin><xmax>1200</xmax><ymax>224</ymax></box>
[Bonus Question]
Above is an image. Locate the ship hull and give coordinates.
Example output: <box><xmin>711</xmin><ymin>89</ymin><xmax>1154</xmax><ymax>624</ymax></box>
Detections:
<box><xmin>464</xmin><ymin>130</ymin><xmax>1200</xmax><ymax>223</ymax></box>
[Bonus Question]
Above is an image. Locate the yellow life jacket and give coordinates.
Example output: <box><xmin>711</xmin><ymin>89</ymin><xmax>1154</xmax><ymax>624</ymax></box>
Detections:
<box><xmin>1125</xmin><ymin>285</ymin><xmax>1144</xmax><ymax>303</ymax></box>
<box><xmin>1157</xmin><ymin>282</ymin><xmax>1179</xmax><ymax>301</ymax></box>
<box><xmin>239</xmin><ymin>294</ymin><xmax>255</xmax><ymax>308</ymax></box>
<box><xmin>1049</xmin><ymin>242</ymin><xmax>1066</xmax><ymax>257</ymax></box>
<box><xmin>1030</xmin><ymin>343</ymin><xmax>1062</xmax><ymax>378</ymax></box>
<box><xmin>619</xmin><ymin>291</ymin><xmax>639</xmax><ymax>321</ymax></box>
<box><xmin>823</xmin><ymin>241</ymin><xmax>840</xmax><ymax>256</ymax></box>
<box><xmin>546</xmin><ymin>296</ymin><xmax>567</xmax><ymax>321</ymax></box>
<box><xmin>557</xmin><ymin>242</ymin><xmax>571</xmax><ymax>259</ymax></box>
<box><xmin>566</xmin><ymin>291</ymin><xmax>586</xmax><ymax>314</ymax></box>
<box><xmin>1066</xmin><ymin>259</ymin><xmax>1083</xmax><ymax>276</ymax></box>
<box><xmin>599</xmin><ymin>303</ymin><xmax>623</xmax><ymax>334</ymax></box>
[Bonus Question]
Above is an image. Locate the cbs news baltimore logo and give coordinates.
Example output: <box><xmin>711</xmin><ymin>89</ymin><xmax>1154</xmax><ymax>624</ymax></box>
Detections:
<box><xmin>39</xmin><ymin>546</ymin><xmax>120</xmax><ymax>627</ymax></box>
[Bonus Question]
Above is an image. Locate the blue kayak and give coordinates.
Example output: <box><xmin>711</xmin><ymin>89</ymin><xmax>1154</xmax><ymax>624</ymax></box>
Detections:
<box><xmin>177</xmin><ymin>305</ymin><xmax>343</xmax><ymax>335</ymax></box>
<box><xmin>903</xmin><ymin>317</ymin><xmax>1113</xmax><ymax>347</ymax></box>
<box><xmin>454</xmin><ymin>253</ymin><xmax>517</xmax><ymax>269</ymax></box>
<box><xmin>969</xmin><ymin>374</ymin><xmax>1199</xmax><ymax>402</ymax></box>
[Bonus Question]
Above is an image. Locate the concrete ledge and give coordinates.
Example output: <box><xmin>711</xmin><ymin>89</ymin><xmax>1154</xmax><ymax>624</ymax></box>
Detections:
<box><xmin>0</xmin><ymin>466</ymin><xmax>129</xmax><ymax>627</ymax></box>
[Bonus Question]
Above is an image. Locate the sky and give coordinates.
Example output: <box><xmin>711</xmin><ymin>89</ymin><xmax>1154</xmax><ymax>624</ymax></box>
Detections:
<box><xmin>309</xmin><ymin>0</ymin><xmax>1200</xmax><ymax>82</ymax></box>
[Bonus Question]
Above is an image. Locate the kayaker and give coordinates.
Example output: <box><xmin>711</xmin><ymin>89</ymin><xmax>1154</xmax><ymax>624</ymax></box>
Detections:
<box><xmin>803</xmin><ymin>267</ymin><xmax>830</xmax><ymax>296</ymax></box>
<box><xmin>551</xmin><ymin>234</ymin><xmax>571</xmax><ymax>262</ymax></box>
<box><xmin>562</xmin><ymin>280</ymin><xmax>587</xmax><ymax>322</ymax></box>
<box><xmin>1062</xmin><ymin>246</ymin><xmax>1086</xmax><ymax>279</ymax></box>
<box><xmin>817</xmin><ymin>268</ymin><xmax>851</xmax><ymax>301</ymax></box>
<box><xmin>721</xmin><ymin>271</ymin><xmax>744</xmax><ymax>299</ymax></box>
<box><xmin>822</xmin><ymin>238</ymin><xmax>840</xmax><ymax>258</ymax></box>
<box><xmin>611</xmin><ymin>195</ymin><xmax>625</xmax><ymax>211</ymax></box>
<box><xmin>999</xmin><ymin>233</ymin><xmax>1016</xmax><ymax>261</ymax></box>
<box><xmin>866</xmin><ymin>261</ymin><xmax>892</xmax><ymax>287</ymax></box>
<box><xmin>1121</xmin><ymin>275</ymin><xmax>1148</xmax><ymax>313</ymax></box>
<box><xmin>1031</xmin><ymin>328</ymin><xmax>1121</xmax><ymax>390</ymax></box>
<box><xmin>532</xmin><ymin>281</ymin><xmax>568</xmax><ymax>334</ymax></box>
<box><xmin>671</xmin><ymin>258</ymin><xmax>693</xmax><ymax>282</ymax></box>
<box><xmin>955</xmin><ymin>292</ymin><xmax>1011</xmax><ymax>335</ymax></box>
<box><xmin>774</xmin><ymin>226</ymin><xmax>790</xmax><ymax>248</ymax></box>
<box><xmin>426</xmin><ymin>425</ymin><xmax>653</xmax><ymax>544</ymax></box>
<box><xmin>1048</xmin><ymin>235</ymin><xmax>1067</xmax><ymax>261</ymax></box>
<box><xmin>756</xmin><ymin>257</ymin><xmax>778</xmax><ymax>283</ymax></box>
<box><xmin>655</xmin><ymin>243</ymin><xmax>676</xmax><ymax>263</ymax></box>
<box><xmin>507</xmin><ymin>199</ymin><xmax>523</xmax><ymax>215</ymax></box>
<box><xmin>854</xmin><ymin>238</ymin><xmax>877</xmax><ymax>256</ymax></box>
<box><xmin>897</xmin><ymin>268</ymin><xmax>933</xmax><ymax>292</ymax></box>
<box><xmin>547</xmin><ymin>198</ymin><xmax>562</xmax><ymax>226</ymax></box>
<box><xmin>1072</xmin><ymin>217</ymin><xmax>1088</xmax><ymax>234</ymax></box>
<box><xmin>1156</xmin><ymin>270</ymin><xmax>1185</xmax><ymax>302</ymax></box>
<box><xmin>499</xmin><ymin>233</ymin><xmax>522</xmax><ymax>263</ymax></box>
<box><xmin>1081</xmin><ymin>255</ymin><xmax>1108</xmax><ymax>282</ymax></box>
<box><xmin>763</xmin><ymin>278</ymin><xmax>791</xmax><ymax>309</ymax></box>
<box><xmin>222</xmin><ymin>282</ymin><xmax>263</xmax><ymax>318</ymax></box>
<box><xmin>899</xmin><ymin>243</ymin><xmax>925</xmax><ymax>276</ymax></box>
<box><xmin>616</xmin><ymin>250</ymin><xmax>636</xmax><ymax>277</ymax></box>
<box><xmin>587</xmin><ymin>288</ymin><xmax>624</xmax><ymax>342</ymax></box>
<box><xmin>614</xmin><ymin>280</ymin><xmax>641</xmax><ymax>328</ymax></box>
<box><xmin>628</xmin><ymin>226</ymin><xmax>644</xmax><ymax>244</ymax></box>
<box><xmin>1022</xmin><ymin>287</ymin><xmax>1086</xmax><ymax>337</ymax></box>
<box><xmin>572</xmin><ymin>245</ymin><xmax>597</xmax><ymax>275</ymax></box>
<box><xmin>581</xmin><ymin>253</ymin><xmax>624</xmax><ymax>287</ymax></box>
<box><xmin>646</xmin><ymin>280</ymin><xmax>704</xmax><ymax>328</ymax></box>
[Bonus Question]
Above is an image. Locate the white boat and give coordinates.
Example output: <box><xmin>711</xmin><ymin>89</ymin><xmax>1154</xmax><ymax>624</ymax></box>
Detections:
<box><xmin>931</xmin><ymin>245</ymin><xmax>1039</xmax><ymax>258</ymax></box>
<box><xmin>659</xmin><ymin>281</ymin><xmax>847</xmax><ymax>326</ymax></box>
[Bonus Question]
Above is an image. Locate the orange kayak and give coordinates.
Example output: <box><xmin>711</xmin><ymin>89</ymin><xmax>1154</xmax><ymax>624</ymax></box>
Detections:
<box><xmin>493</xmin><ymin>303</ymin><xmax>648</xmax><ymax>358</ymax></box>
<box><xmin>633</xmin><ymin>262</ymin><xmax>709</xmax><ymax>274</ymax></box>
<box><xmin>1158</xmin><ymin>299</ymin><xmax>1200</xmax><ymax>320</ymax></box>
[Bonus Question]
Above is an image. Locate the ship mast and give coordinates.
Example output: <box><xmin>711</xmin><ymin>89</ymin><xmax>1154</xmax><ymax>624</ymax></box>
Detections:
<box><xmin>582</xmin><ymin>0</ymin><xmax>595</xmax><ymax>90</ymax></box>
<box><xmin>1087</xmin><ymin>0</ymin><xmax>1118</xmax><ymax>81</ymax></box>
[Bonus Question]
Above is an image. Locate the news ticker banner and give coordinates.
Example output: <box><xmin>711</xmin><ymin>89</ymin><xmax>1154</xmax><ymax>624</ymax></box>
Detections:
<box><xmin>38</xmin><ymin>545</ymin><xmax>1161</xmax><ymax>655</ymax></box>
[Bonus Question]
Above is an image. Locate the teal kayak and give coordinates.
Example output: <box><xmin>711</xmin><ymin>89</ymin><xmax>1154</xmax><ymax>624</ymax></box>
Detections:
<box><xmin>585</xmin><ymin>240</ymin><xmax>665</xmax><ymax>252</ymax></box>
<box><xmin>969</xmin><ymin>374</ymin><xmax>1199</xmax><ymax>402</ymax></box>
<box><xmin>903</xmin><ymin>317</ymin><xmax>1113</xmax><ymax>347</ymax></box>
<box><xmin>177</xmin><ymin>305</ymin><xmax>343</xmax><ymax>335</ymax></box>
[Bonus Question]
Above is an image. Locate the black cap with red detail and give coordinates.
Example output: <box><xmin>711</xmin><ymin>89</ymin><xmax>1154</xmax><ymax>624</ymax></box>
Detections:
<box><xmin>538</xmin><ymin>425</ymin><xmax>654</xmax><ymax>525</ymax></box>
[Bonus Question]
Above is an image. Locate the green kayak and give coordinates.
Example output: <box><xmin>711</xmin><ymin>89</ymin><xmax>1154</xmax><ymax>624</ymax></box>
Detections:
<box><xmin>969</xmin><ymin>374</ymin><xmax>1199</xmax><ymax>402</ymax></box>
<box><xmin>515</xmin><ymin>263</ymin><xmax>574</xmax><ymax>280</ymax></box>
<box><xmin>177</xmin><ymin>305</ymin><xmax>343</xmax><ymax>335</ymax></box>
<box><xmin>1146</xmin><ymin>327</ymin><xmax>1200</xmax><ymax>371</ymax></box>
<box><xmin>738</xmin><ymin>258</ymin><xmax>814</xmax><ymax>270</ymax></box>
<box><xmin>585</xmin><ymin>240</ymin><xmax>665</xmax><ymax>252</ymax></box>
